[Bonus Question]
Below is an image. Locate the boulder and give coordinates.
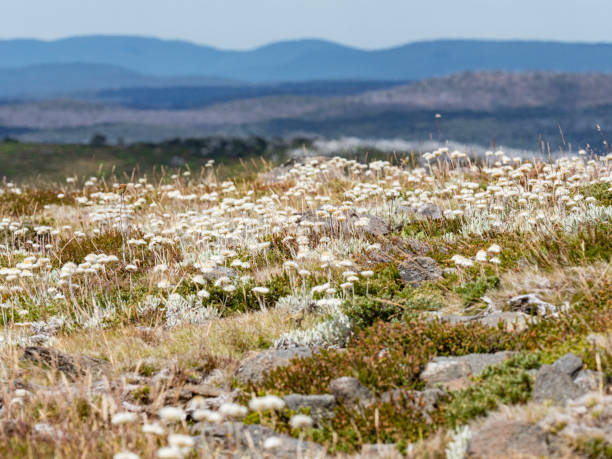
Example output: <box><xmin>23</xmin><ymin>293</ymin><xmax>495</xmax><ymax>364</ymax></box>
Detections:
<box><xmin>194</xmin><ymin>421</ymin><xmax>326</xmax><ymax>458</ymax></box>
<box><xmin>380</xmin><ymin>388</ymin><xmax>443</xmax><ymax>412</ymax></box>
<box><xmin>283</xmin><ymin>394</ymin><xmax>336</xmax><ymax>423</ymax></box>
<box><xmin>234</xmin><ymin>347</ymin><xmax>312</xmax><ymax>385</ymax></box>
<box><xmin>200</xmin><ymin>266</ymin><xmax>237</xmax><ymax>282</ymax></box>
<box><xmin>532</xmin><ymin>364</ymin><xmax>582</xmax><ymax>404</ymax></box>
<box><xmin>398</xmin><ymin>256</ymin><xmax>442</xmax><ymax>287</ymax></box>
<box><xmin>329</xmin><ymin>377</ymin><xmax>375</xmax><ymax>407</ymax></box>
<box><xmin>478</xmin><ymin>311</ymin><xmax>530</xmax><ymax>332</ymax></box>
<box><xmin>573</xmin><ymin>369</ymin><xmax>603</xmax><ymax>392</ymax></box>
<box><xmin>297</xmin><ymin>209</ymin><xmax>389</xmax><ymax>238</ymax></box>
<box><xmin>551</xmin><ymin>353</ymin><xmax>583</xmax><ymax>378</ymax></box>
<box><xmin>416</xmin><ymin>203</ymin><xmax>443</xmax><ymax>220</ymax></box>
<box><xmin>21</xmin><ymin>346</ymin><xmax>110</xmax><ymax>379</ymax></box>
<box><xmin>421</xmin><ymin>352</ymin><xmax>513</xmax><ymax>388</ymax></box>
<box><xmin>421</xmin><ymin>358</ymin><xmax>472</xmax><ymax>387</ymax></box>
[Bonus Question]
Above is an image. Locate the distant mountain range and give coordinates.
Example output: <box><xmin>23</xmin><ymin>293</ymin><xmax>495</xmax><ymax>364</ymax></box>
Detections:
<box><xmin>2</xmin><ymin>36</ymin><xmax>612</xmax><ymax>149</ymax></box>
<box><xmin>2</xmin><ymin>36</ymin><xmax>612</xmax><ymax>90</ymax></box>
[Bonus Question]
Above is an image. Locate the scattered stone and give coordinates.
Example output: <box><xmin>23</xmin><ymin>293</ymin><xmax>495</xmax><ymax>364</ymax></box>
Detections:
<box><xmin>507</xmin><ymin>293</ymin><xmax>565</xmax><ymax>317</ymax></box>
<box><xmin>330</xmin><ymin>377</ymin><xmax>375</xmax><ymax>407</ymax></box>
<box><xmin>194</xmin><ymin>421</ymin><xmax>326</xmax><ymax>458</ymax></box>
<box><xmin>406</xmin><ymin>238</ymin><xmax>432</xmax><ymax>256</ymax></box>
<box><xmin>440</xmin><ymin>314</ymin><xmax>477</xmax><ymax>326</ymax></box>
<box><xmin>532</xmin><ymin>364</ymin><xmax>582</xmax><ymax>404</ymax></box>
<box><xmin>398</xmin><ymin>256</ymin><xmax>442</xmax><ymax>287</ymax></box>
<box><xmin>200</xmin><ymin>266</ymin><xmax>237</xmax><ymax>282</ymax></box>
<box><xmin>539</xmin><ymin>392</ymin><xmax>612</xmax><ymax>453</ymax></box>
<box><xmin>283</xmin><ymin>394</ymin><xmax>336</xmax><ymax>423</ymax></box>
<box><xmin>297</xmin><ymin>209</ymin><xmax>389</xmax><ymax>238</ymax></box>
<box><xmin>478</xmin><ymin>311</ymin><xmax>530</xmax><ymax>332</ymax></box>
<box><xmin>380</xmin><ymin>388</ymin><xmax>443</xmax><ymax>412</ymax></box>
<box><xmin>421</xmin><ymin>358</ymin><xmax>472</xmax><ymax>387</ymax></box>
<box><xmin>21</xmin><ymin>346</ymin><xmax>110</xmax><ymax>379</ymax></box>
<box><xmin>467</xmin><ymin>420</ymin><xmax>550</xmax><ymax>458</ymax></box>
<box><xmin>573</xmin><ymin>369</ymin><xmax>604</xmax><ymax>392</ymax></box>
<box><xmin>421</xmin><ymin>352</ymin><xmax>513</xmax><ymax>388</ymax></box>
<box><xmin>416</xmin><ymin>202</ymin><xmax>443</xmax><ymax>220</ymax></box>
<box><xmin>551</xmin><ymin>353</ymin><xmax>583</xmax><ymax>378</ymax></box>
<box><xmin>234</xmin><ymin>347</ymin><xmax>312</xmax><ymax>385</ymax></box>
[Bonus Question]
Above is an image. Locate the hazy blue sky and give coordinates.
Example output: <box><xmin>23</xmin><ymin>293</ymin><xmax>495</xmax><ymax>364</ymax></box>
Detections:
<box><xmin>2</xmin><ymin>0</ymin><xmax>611</xmax><ymax>49</ymax></box>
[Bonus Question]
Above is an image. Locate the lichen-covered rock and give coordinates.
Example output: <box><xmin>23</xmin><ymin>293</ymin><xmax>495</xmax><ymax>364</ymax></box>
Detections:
<box><xmin>234</xmin><ymin>347</ymin><xmax>312</xmax><ymax>385</ymax></box>
<box><xmin>330</xmin><ymin>377</ymin><xmax>375</xmax><ymax>407</ymax></box>
<box><xmin>297</xmin><ymin>209</ymin><xmax>389</xmax><ymax>237</ymax></box>
<box><xmin>283</xmin><ymin>394</ymin><xmax>336</xmax><ymax>423</ymax></box>
<box><xmin>421</xmin><ymin>352</ymin><xmax>514</xmax><ymax>388</ymax></box>
<box><xmin>193</xmin><ymin>421</ymin><xmax>326</xmax><ymax>458</ymax></box>
<box><xmin>380</xmin><ymin>388</ymin><xmax>443</xmax><ymax>413</ymax></box>
<box><xmin>532</xmin><ymin>364</ymin><xmax>582</xmax><ymax>404</ymax></box>
<box><xmin>551</xmin><ymin>353</ymin><xmax>583</xmax><ymax>378</ymax></box>
<box><xmin>478</xmin><ymin>311</ymin><xmax>531</xmax><ymax>332</ymax></box>
<box><xmin>21</xmin><ymin>346</ymin><xmax>110</xmax><ymax>379</ymax></box>
<box><xmin>398</xmin><ymin>256</ymin><xmax>442</xmax><ymax>287</ymax></box>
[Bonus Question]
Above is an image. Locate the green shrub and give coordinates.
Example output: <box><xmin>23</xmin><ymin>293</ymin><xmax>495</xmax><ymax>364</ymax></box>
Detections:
<box><xmin>343</xmin><ymin>297</ymin><xmax>403</xmax><ymax>329</ymax></box>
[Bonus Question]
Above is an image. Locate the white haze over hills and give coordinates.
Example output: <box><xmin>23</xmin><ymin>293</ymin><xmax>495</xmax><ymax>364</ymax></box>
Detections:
<box><xmin>292</xmin><ymin>137</ymin><xmax>542</xmax><ymax>159</ymax></box>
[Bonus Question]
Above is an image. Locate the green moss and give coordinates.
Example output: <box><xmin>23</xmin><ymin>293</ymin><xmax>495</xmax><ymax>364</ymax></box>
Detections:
<box><xmin>574</xmin><ymin>436</ymin><xmax>612</xmax><ymax>459</ymax></box>
<box><xmin>454</xmin><ymin>275</ymin><xmax>500</xmax><ymax>306</ymax></box>
<box><xmin>444</xmin><ymin>353</ymin><xmax>539</xmax><ymax>428</ymax></box>
<box><xmin>580</xmin><ymin>182</ymin><xmax>612</xmax><ymax>206</ymax></box>
<box><xmin>343</xmin><ymin>297</ymin><xmax>403</xmax><ymax>329</ymax></box>
<box><xmin>132</xmin><ymin>385</ymin><xmax>151</xmax><ymax>404</ymax></box>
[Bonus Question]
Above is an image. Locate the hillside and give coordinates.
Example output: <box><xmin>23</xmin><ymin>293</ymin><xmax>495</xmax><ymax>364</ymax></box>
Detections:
<box><xmin>0</xmin><ymin>150</ymin><xmax>609</xmax><ymax>457</ymax></box>
<box><xmin>2</xmin><ymin>71</ymin><xmax>612</xmax><ymax>150</ymax></box>
<box><xmin>2</xmin><ymin>36</ymin><xmax>612</xmax><ymax>85</ymax></box>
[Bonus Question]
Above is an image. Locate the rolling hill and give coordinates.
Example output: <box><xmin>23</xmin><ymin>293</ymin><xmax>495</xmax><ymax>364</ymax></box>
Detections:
<box><xmin>2</xmin><ymin>71</ymin><xmax>612</xmax><ymax>150</ymax></box>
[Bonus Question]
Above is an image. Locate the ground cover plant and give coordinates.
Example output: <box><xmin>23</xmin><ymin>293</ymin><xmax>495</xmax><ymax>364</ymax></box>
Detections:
<box><xmin>0</xmin><ymin>146</ymin><xmax>610</xmax><ymax>457</ymax></box>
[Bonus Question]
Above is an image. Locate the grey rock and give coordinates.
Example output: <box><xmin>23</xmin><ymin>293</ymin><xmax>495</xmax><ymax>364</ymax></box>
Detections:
<box><xmin>21</xmin><ymin>346</ymin><xmax>110</xmax><ymax>379</ymax></box>
<box><xmin>421</xmin><ymin>352</ymin><xmax>513</xmax><ymax>387</ymax></box>
<box><xmin>421</xmin><ymin>358</ymin><xmax>472</xmax><ymax>386</ymax></box>
<box><xmin>552</xmin><ymin>353</ymin><xmax>583</xmax><ymax>378</ymax></box>
<box><xmin>573</xmin><ymin>369</ymin><xmax>603</xmax><ymax>392</ymax></box>
<box><xmin>194</xmin><ymin>421</ymin><xmax>325</xmax><ymax>458</ymax></box>
<box><xmin>478</xmin><ymin>311</ymin><xmax>531</xmax><ymax>332</ymax></box>
<box><xmin>507</xmin><ymin>293</ymin><xmax>560</xmax><ymax>317</ymax></box>
<box><xmin>459</xmin><ymin>351</ymin><xmax>515</xmax><ymax>376</ymax></box>
<box><xmin>330</xmin><ymin>377</ymin><xmax>375</xmax><ymax>407</ymax></box>
<box><xmin>416</xmin><ymin>202</ymin><xmax>443</xmax><ymax>219</ymax></box>
<box><xmin>297</xmin><ymin>209</ymin><xmax>389</xmax><ymax>238</ymax></box>
<box><xmin>380</xmin><ymin>388</ymin><xmax>443</xmax><ymax>412</ymax></box>
<box><xmin>398</xmin><ymin>256</ymin><xmax>442</xmax><ymax>287</ymax></box>
<box><xmin>234</xmin><ymin>347</ymin><xmax>312</xmax><ymax>385</ymax></box>
<box><xmin>533</xmin><ymin>365</ymin><xmax>582</xmax><ymax>404</ymax></box>
<box><xmin>467</xmin><ymin>420</ymin><xmax>550</xmax><ymax>458</ymax></box>
<box><xmin>407</xmin><ymin>238</ymin><xmax>432</xmax><ymax>256</ymax></box>
<box><xmin>200</xmin><ymin>266</ymin><xmax>237</xmax><ymax>282</ymax></box>
<box><xmin>283</xmin><ymin>394</ymin><xmax>336</xmax><ymax>423</ymax></box>
<box><xmin>440</xmin><ymin>314</ymin><xmax>477</xmax><ymax>325</ymax></box>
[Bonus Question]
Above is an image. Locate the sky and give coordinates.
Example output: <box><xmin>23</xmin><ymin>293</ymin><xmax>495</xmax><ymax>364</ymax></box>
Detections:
<box><xmin>2</xmin><ymin>0</ymin><xmax>612</xmax><ymax>50</ymax></box>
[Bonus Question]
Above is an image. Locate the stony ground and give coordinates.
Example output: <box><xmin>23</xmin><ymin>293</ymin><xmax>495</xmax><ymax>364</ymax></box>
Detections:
<box><xmin>0</xmin><ymin>149</ymin><xmax>610</xmax><ymax>458</ymax></box>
